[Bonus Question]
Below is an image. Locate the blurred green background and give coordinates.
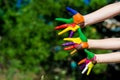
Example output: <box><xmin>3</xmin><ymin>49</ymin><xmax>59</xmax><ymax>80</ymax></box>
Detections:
<box><xmin>0</xmin><ymin>0</ymin><xmax>120</xmax><ymax>80</ymax></box>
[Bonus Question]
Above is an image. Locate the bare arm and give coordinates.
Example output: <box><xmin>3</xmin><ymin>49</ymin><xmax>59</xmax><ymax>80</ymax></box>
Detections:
<box><xmin>95</xmin><ymin>52</ymin><xmax>120</xmax><ymax>63</ymax></box>
<box><xmin>84</xmin><ymin>2</ymin><xmax>120</xmax><ymax>26</ymax></box>
<box><xmin>88</xmin><ymin>38</ymin><xmax>120</xmax><ymax>50</ymax></box>
<box><xmin>82</xmin><ymin>3</ymin><xmax>120</xmax><ymax>64</ymax></box>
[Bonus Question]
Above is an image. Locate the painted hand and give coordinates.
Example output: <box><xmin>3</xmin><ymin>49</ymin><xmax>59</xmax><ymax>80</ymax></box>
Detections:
<box><xmin>78</xmin><ymin>50</ymin><xmax>97</xmax><ymax>75</ymax></box>
<box><xmin>55</xmin><ymin>7</ymin><xmax>84</xmax><ymax>27</ymax></box>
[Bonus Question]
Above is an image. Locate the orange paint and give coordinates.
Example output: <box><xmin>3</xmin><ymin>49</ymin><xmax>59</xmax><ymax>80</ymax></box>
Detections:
<box><xmin>78</xmin><ymin>58</ymin><xmax>86</xmax><ymax>65</ymax></box>
<box><xmin>73</xmin><ymin>13</ymin><xmax>84</xmax><ymax>24</ymax></box>
<box><xmin>81</xmin><ymin>42</ymin><xmax>88</xmax><ymax>49</ymax></box>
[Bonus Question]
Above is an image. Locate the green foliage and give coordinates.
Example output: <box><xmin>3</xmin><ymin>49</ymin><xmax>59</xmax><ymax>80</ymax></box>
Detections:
<box><xmin>93</xmin><ymin>64</ymin><xmax>107</xmax><ymax>74</ymax></box>
<box><xmin>54</xmin><ymin>50</ymin><xmax>68</xmax><ymax>61</ymax></box>
<box><xmin>0</xmin><ymin>0</ymin><xmax>54</xmax><ymax>71</ymax></box>
<box><xmin>89</xmin><ymin>0</ymin><xmax>107</xmax><ymax>10</ymax></box>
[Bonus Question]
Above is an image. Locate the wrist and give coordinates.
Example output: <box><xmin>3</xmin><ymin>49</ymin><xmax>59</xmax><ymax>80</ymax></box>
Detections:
<box><xmin>88</xmin><ymin>39</ymin><xmax>96</xmax><ymax>49</ymax></box>
<box><xmin>75</xmin><ymin>42</ymin><xmax>88</xmax><ymax>50</ymax></box>
<box><xmin>92</xmin><ymin>56</ymin><xmax>97</xmax><ymax>65</ymax></box>
<box><xmin>78</xmin><ymin>22</ymin><xmax>85</xmax><ymax>28</ymax></box>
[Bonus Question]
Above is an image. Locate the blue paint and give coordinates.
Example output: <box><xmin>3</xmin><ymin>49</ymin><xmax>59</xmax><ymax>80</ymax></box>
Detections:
<box><xmin>66</xmin><ymin>7</ymin><xmax>78</xmax><ymax>15</ymax></box>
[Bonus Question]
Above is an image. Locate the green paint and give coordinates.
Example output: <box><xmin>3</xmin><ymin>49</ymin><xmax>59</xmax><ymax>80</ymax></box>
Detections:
<box><xmin>77</xmin><ymin>28</ymin><xmax>87</xmax><ymax>42</ymax></box>
<box><xmin>55</xmin><ymin>18</ymin><xmax>73</xmax><ymax>23</ymax></box>
<box><xmin>84</xmin><ymin>49</ymin><xmax>94</xmax><ymax>59</ymax></box>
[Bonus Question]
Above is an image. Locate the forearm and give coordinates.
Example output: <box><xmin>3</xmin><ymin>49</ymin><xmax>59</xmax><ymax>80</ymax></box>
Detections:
<box><xmin>95</xmin><ymin>52</ymin><xmax>120</xmax><ymax>63</ymax></box>
<box><xmin>84</xmin><ymin>2</ymin><xmax>120</xmax><ymax>26</ymax></box>
<box><xmin>88</xmin><ymin>38</ymin><xmax>120</xmax><ymax>50</ymax></box>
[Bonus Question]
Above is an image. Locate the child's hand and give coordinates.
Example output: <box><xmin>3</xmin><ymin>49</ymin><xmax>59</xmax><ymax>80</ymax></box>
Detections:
<box><xmin>62</xmin><ymin>37</ymin><xmax>89</xmax><ymax>55</ymax></box>
<box><xmin>78</xmin><ymin>49</ymin><xmax>97</xmax><ymax>75</ymax></box>
<box><xmin>55</xmin><ymin>7</ymin><xmax>84</xmax><ymax>27</ymax></box>
<box><xmin>62</xmin><ymin>38</ymin><xmax>88</xmax><ymax>50</ymax></box>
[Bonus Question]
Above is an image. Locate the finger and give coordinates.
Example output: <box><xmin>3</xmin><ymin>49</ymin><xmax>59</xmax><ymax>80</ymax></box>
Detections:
<box><xmin>87</xmin><ymin>62</ymin><xmax>94</xmax><ymax>75</ymax></box>
<box><xmin>77</xmin><ymin>28</ymin><xmax>87</xmax><ymax>42</ymax></box>
<box><xmin>64</xmin><ymin>37</ymin><xmax>82</xmax><ymax>44</ymax></box>
<box><xmin>81</xmin><ymin>65</ymin><xmax>88</xmax><ymax>74</ymax></box>
<box><xmin>64</xmin><ymin>45</ymin><xmax>76</xmax><ymax>50</ymax></box>
<box><xmin>69</xmin><ymin>31</ymin><xmax>74</xmax><ymax>37</ymax></box>
<box><xmin>55</xmin><ymin>24</ymin><xmax>69</xmax><ymax>30</ymax></box>
<box><xmin>79</xmin><ymin>63</ymin><xmax>86</xmax><ymax>70</ymax></box>
<box><xmin>55</xmin><ymin>18</ymin><xmax>73</xmax><ymax>23</ymax></box>
<box><xmin>62</xmin><ymin>42</ymin><xmax>75</xmax><ymax>46</ymax></box>
<box><xmin>55</xmin><ymin>23</ymin><xmax>76</xmax><ymax>30</ymax></box>
<box><xmin>70</xmin><ymin>49</ymin><xmax>77</xmax><ymax>55</ymax></box>
<box><xmin>87</xmin><ymin>68</ymin><xmax>92</xmax><ymax>75</ymax></box>
<box><xmin>58</xmin><ymin>27</ymin><xmax>72</xmax><ymax>35</ymax></box>
<box><xmin>84</xmin><ymin>49</ymin><xmax>95</xmax><ymax>59</ymax></box>
<box><xmin>66</xmin><ymin>7</ymin><xmax>78</xmax><ymax>15</ymax></box>
<box><xmin>78</xmin><ymin>58</ymin><xmax>86</xmax><ymax>65</ymax></box>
